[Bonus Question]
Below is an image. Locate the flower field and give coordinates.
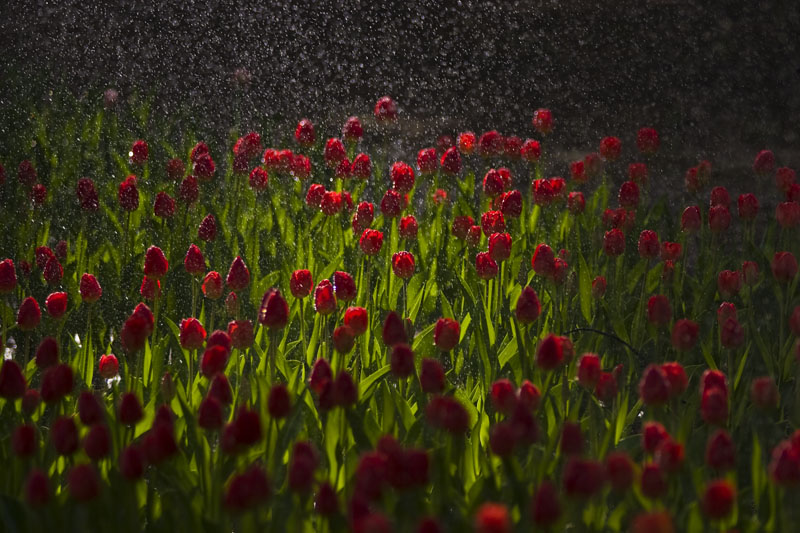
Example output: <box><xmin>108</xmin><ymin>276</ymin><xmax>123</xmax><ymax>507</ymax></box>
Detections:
<box><xmin>1</xmin><ymin>94</ymin><xmax>800</xmax><ymax>533</ymax></box>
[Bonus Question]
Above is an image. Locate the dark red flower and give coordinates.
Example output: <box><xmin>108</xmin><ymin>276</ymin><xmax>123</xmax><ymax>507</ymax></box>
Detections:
<box><xmin>399</xmin><ymin>215</ymin><xmax>418</xmax><ymax>240</ymax></box>
<box><xmin>708</xmin><ymin>205</ymin><xmax>731</xmax><ymax>233</ymax></box>
<box><xmin>671</xmin><ymin>319</ymin><xmax>699</xmax><ymax>350</ymax></box>
<box><xmin>17</xmin><ymin>296</ymin><xmax>41</xmax><ymax>330</ymax></box>
<box><xmin>24</xmin><ymin>469</ymin><xmax>49</xmax><ymax>506</ymax></box>
<box><xmin>176</xmin><ymin>175</ymin><xmax>198</xmax><ymax>205</ymax></box>
<box><xmin>12</xmin><ymin>423</ymin><xmax>36</xmax><ymax>457</ymax></box>
<box><xmin>334</xmin><ymin>371</ymin><xmax>357</xmax><ymax>407</ymax></box>
<box><xmin>426</xmin><ymin>395</ymin><xmax>469</xmax><ymax>433</ymax></box>
<box><xmin>753</xmin><ymin>149</ymin><xmax>775</xmax><ymax>175</ymax></box>
<box><xmin>640</xmin><ymin>462</ymin><xmax>667</xmax><ymax>499</ymax></box>
<box><xmin>178</xmin><ymin>317</ymin><xmax>206</xmax><ymax>350</ymax></box>
<box><xmin>382</xmin><ymin>311</ymin><xmax>407</xmax><ymax>346</ymax></box>
<box><xmin>337</xmin><ymin>116</ymin><xmax>363</xmax><ymax>144</ymax></box>
<box><xmin>118</xmin><ymin>392</ymin><xmax>143</xmax><ymax>426</ymax></box>
<box><xmin>642</xmin><ymin>421</ymin><xmax>669</xmax><ymax>453</ymax></box>
<box><xmin>380</xmin><ymin>189</ymin><xmax>403</xmax><ymax>218</ymax></box>
<box><xmin>324</xmin><ymin>138</ymin><xmax>346</xmax><ymax>167</ymax></box>
<box><xmin>433</xmin><ymin>318</ymin><xmax>460</xmax><ymax>351</ymax></box>
<box><xmin>130</xmin><ymin>140</ymin><xmax>148</xmax><ymax>164</ymax></box>
<box><xmin>42</xmin><ymin>256</ymin><xmax>63</xmax><ymax>285</ymax></box>
<box><xmin>96</xmin><ymin>354</ymin><xmax>118</xmax><ymax>380</ymax></box>
<box><xmin>536</xmin><ymin>334</ymin><xmax>564</xmax><ymax>370</ymax></box>
<box><xmin>475</xmin><ymin>502</ymin><xmax>509</xmax><ymax>533</ymax></box>
<box><xmin>193</xmin><ymin>153</ymin><xmax>216</xmax><ymax>180</ymax></box>
<box><xmin>532</xmin><ymin>108</ymin><xmax>554</xmax><ymax>135</ymax></box>
<box><xmin>457</xmin><ymin>131</ymin><xmax>476</xmax><ymax>154</ymax></box>
<box><xmin>736</xmin><ymin>193</ymin><xmax>759</xmax><ymax>220</ymax></box>
<box><xmin>705</xmin><ymin>429</ymin><xmax>736</xmax><ymax>471</ymax></box>
<box><xmin>374</xmin><ymin>96</ymin><xmax>398</xmax><ymax>122</ymax></box>
<box><xmin>268</xmin><ymin>384</ymin><xmax>291</xmax><ymax>419</ymax></box>
<box><xmin>751</xmin><ymin>376</ymin><xmax>780</xmax><ymax>410</ymax></box>
<box><xmin>197</xmin><ymin>396</ymin><xmax>223</xmax><ymax>430</ymax></box>
<box><xmin>439</xmin><ymin>146</ymin><xmax>462</xmax><ymax>175</ymax></box>
<box><xmin>200</xmin><ymin>345</ymin><xmax>229</xmax><ymax>378</ymax></box>
<box><xmin>647</xmin><ymin>295</ymin><xmax>672</xmax><ymax>327</ymax></box>
<box><xmin>475</xmin><ymin>252</ymin><xmax>498</xmax><ymax>280</ymax></box>
<box><xmin>142</xmin><ymin>246</ymin><xmax>168</xmax><ymax>279</ymax></box>
<box><xmin>419</xmin><ymin>358</ymin><xmax>445</xmax><ymax>394</ymax></box>
<box><xmin>333</xmin><ymin>271</ymin><xmax>357</xmax><ymax>302</ymax></box>
<box><xmin>606</xmin><ymin>452</ymin><xmax>634</xmax><ymax>492</ymax></box>
<box><xmin>333</xmin><ymin>325</ymin><xmax>355</xmax><ymax>355</ymax></box>
<box><xmin>309</xmin><ymin>358</ymin><xmax>333</xmax><ymax>395</ymax></box>
<box><xmin>294</xmin><ymin>118</ymin><xmax>316</xmax><ymax>146</ymax></box>
<box><xmin>68</xmin><ymin>464</ymin><xmax>100</xmax><ymax>502</ymax></box>
<box><xmin>599</xmin><ymin>136</ymin><xmax>622</xmax><ymax>160</ymax></box>
<box><xmin>478</xmin><ymin>130</ymin><xmax>504</xmax><ymax>157</ymax></box>
<box><xmin>289</xmin><ymin>269</ymin><xmax>313</xmax><ymax>299</ymax></box>
<box><xmin>681</xmin><ymin>205</ymin><xmax>701</xmax><ymax>232</ymax></box>
<box><xmin>392</xmin><ymin>251</ymin><xmax>415</xmax><ymax>279</ymax></box>
<box><xmin>639</xmin><ymin>364</ymin><xmax>671</xmax><ymax>406</ymax></box>
<box><xmin>359</xmin><ymin>228</ymin><xmax>384</xmax><ymax>255</ymax></box>
<box><xmin>52</xmin><ymin>416</ymin><xmax>79</xmax><ymax>455</ymax></box>
<box><xmin>777</xmin><ymin>201</ymin><xmax>800</xmax><ymax>228</ymax></box>
<box><xmin>390</xmin><ymin>344</ymin><xmax>415</xmax><ymax>378</ymax></box>
<box><xmin>637</xmin><ymin>230</ymin><xmax>659</xmax><ymax>259</ymax></box>
<box><xmin>703</xmin><ymin>480</ymin><xmax>736</xmax><ymax>520</ymax></box>
<box><xmin>603</xmin><ymin>228</ymin><xmax>625</xmax><ymax>256</ymax></box>
<box><xmin>258</xmin><ymin>288</ymin><xmax>289</xmax><ymax>329</ymax></box>
<box><xmin>772</xmin><ymin>251</ymin><xmax>798</xmax><ymax>283</ymax></box>
<box><xmin>637</xmin><ymin>127</ymin><xmax>660</xmax><ymax>153</ymax></box>
<box><xmin>575</xmin><ymin>353</ymin><xmax>601</xmax><ymax>389</ymax></box>
<box><xmin>224</xmin><ymin>465</ymin><xmax>270</xmax><ymax>511</ymax></box>
<box><xmin>314</xmin><ymin>280</ymin><xmax>337</xmax><ymax>315</ymax></box>
<box><xmin>83</xmin><ymin>424</ymin><xmax>111</xmax><ymax>461</ymax></box>
<box><xmin>701</xmin><ymin>386</ymin><xmax>728</xmax><ymax>425</ymax></box>
<box><xmin>44</xmin><ymin>291</ymin><xmax>67</xmax><ymax>318</ymax></box>
<box><xmin>118</xmin><ymin>175</ymin><xmax>139</xmax><ymax>211</ymax></box>
<box><xmin>202</xmin><ymin>271</ymin><xmax>223</xmax><ymax>300</ymax></box>
<box><xmin>618</xmin><ymin>181</ymin><xmax>640</xmax><ymax>209</ymax></box>
<box><xmin>225</xmin><ymin>256</ymin><xmax>249</xmax><ymax>291</ymax></box>
<box><xmin>563</xmin><ymin>457</ymin><xmax>605</xmax><ymax>498</ymax></box>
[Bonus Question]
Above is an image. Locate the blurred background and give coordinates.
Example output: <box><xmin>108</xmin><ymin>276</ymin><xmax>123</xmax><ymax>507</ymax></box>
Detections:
<box><xmin>1</xmin><ymin>0</ymin><xmax>798</xmax><ymax>163</ymax></box>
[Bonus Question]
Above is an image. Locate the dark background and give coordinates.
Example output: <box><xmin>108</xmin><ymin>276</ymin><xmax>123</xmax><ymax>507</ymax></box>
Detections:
<box><xmin>1</xmin><ymin>0</ymin><xmax>798</xmax><ymax>163</ymax></box>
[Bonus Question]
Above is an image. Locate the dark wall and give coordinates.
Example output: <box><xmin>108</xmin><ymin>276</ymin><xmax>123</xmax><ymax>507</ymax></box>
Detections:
<box><xmin>1</xmin><ymin>0</ymin><xmax>798</xmax><ymax>160</ymax></box>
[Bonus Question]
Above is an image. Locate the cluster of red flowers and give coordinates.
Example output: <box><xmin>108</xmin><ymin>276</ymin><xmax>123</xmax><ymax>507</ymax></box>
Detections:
<box><xmin>2</xmin><ymin>96</ymin><xmax>799</xmax><ymax>531</ymax></box>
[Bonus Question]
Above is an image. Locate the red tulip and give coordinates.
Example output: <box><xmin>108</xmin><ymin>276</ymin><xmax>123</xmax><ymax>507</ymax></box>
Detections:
<box><xmin>475</xmin><ymin>502</ymin><xmax>509</xmax><ymax>533</ymax></box>
<box><xmin>532</xmin><ymin>108</ymin><xmax>553</xmax><ymax>135</ymax></box>
<box><xmin>637</xmin><ymin>127</ymin><xmax>659</xmax><ymax>153</ymax></box>
<box><xmin>706</xmin><ymin>429</ymin><xmax>736</xmax><ymax>471</ymax></box>
<box><xmin>703</xmin><ymin>480</ymin><xmax>736</xmax><ymax>520</ymax></box>
<box><xmin>68</xmin><ymin>464</ymin><xmax>100</xmax><ymax>502</ymax></box>
<box><xmin>751</xmin><ymin>376</ymin><xmax>780</xmax><ymax>410</ymax></box>
<box><xmin>475</xmin><ymin>252</ymin><xmax>498</xmax><ymax>280</ymax></box>
<box><xmin>42</xmin><ymin>256</ymin><xmax>63</xmax><ymax>285</ymax></box>
<box><xmin>434</xmin><ymin>318</ymin><xmax>460</xmax><ymax>351</ymax></box>
<box><xmin>772</xmin><ymin>251</ymin><xmax>798</xmax><ymax>283</ymax></box>
<box><xmin>390</xmin><ymin>344</ymin><xmax>415</xmax><ymax>378</ymax></box>
<box><xmin>45</xmin><ymin>291</ymin><xmax>67</xmax><ymax>318</ymax></box>
<box><xmin>599</xmin><ymin>136</ymin><xmax>622</xmax><ymax>160</ymax></box>
<box><xmin>606</xmin><ymin>452</ymin><xmax>634</xmax><ymax>492</ymax></box>
<box><xmin>642</xmin><ymin>421</ymin><xmax>669</xmax><ymax>454</ymax></box>
<box><xmin>753</xmin><ymin>149</ymin><xmax>775</xmax><ymax>175</ymax></box>
<box><xmin>640</xmin><ymin>463</ymin><xmax>667</xmax><ymax>499</ymax></box>
<box><xmin>333</xmin><ymin>271</ymin><xmax>357</xmax><ymax>302</ymax></box>
<box><xmin>637</xmin><ymin>230</ymin><xmax>659</xmax><ymax>259</ymax></box>
<box><xmin>478</xmin><ymin>130</ymin><xmax>504</xmax><ymax>157</ymax></box>
<box><xmin>619</xmin><ymin>181</ymin><xmax>639</xmax><ymax>208</ymax></box>
<box><xmin>562</xmin><ymin>457</ymin><xmax>605</xmax><ymax>498</ymax></box>
<box><xmin>671</xmin><ymin>319</ymin><xmax>699</xmax><ymax>350</ymax></box>
<box><xmin>180</xmin><ymin>175</ymin><xmax>199</xmax><ymax>205</ymax></box>
<box><xmin>225</xmin><ymin>256</ymin><xmax>250</xmax><ymax>291</ymax></box>
<box><xmin>628</xmin><ymin>162</ymin><xmax>648</xmax><ymax>184</ymax></box>
<box><xmin>374</xmin><ymin>96</ymin><xmax>398</xmax><ymax>122</ymax></box>
<box><xmin>268</xmin><ymin>384</ymin><xmax>291</xmax><ymax>419</ymax></box>
<box><xmin>536</xmin><ymin>334</ymin><xmax>564</xmax><ymax>370</ymax></box>
<box><xmin>777</xmin><ymin>201</ymin><xmax>800</xmax><ymax>228</ymax></box>
<box><xmin>681</xmin><ymin>205</ymin><xmax>701</xmax><ymax>232</ymax></box>
<box><xmin>118</xmin><ymin>175</ymin><xmax>139</xmax><ymax>211</ymax></box>
<box><xmin>700</xmin><ymin>386</ymin><xmax>728</xmax><ymax>425</ymax></box>
<box><xmin>98</xmin><ymin>354</ymin><xmax>119</xmax><ymax>379</ymax></box>
<box><xmin>425</xmin><ymin>395</ymin><xmax>469</xmax><ymax>433</ymax></box>
<box><xmin>259</xmin><ymin>288</ymin><xmax>289</xmax><ymax>329</ymax></box>
<box><xmin>560</xmin><ymin>422</ymin><xmax>583</xmax><ymax>456</ymax></box>
<box><xmin>0</xmin><ymin>258</ymin><xmax>16</xmax><ymax>293</ymax></box>
<box><xmin>202</xmin><ymin>271</ymin><xmax>223</xmax><ymax>300</ymax></box>
<box><xmin>392</xmin><ymin>251</ymin><xmax>415</xmax><ymax>279</ymax></box>
<box><xmin>488</xmin><ymin>232</ymin><xmax>512</xmax><ymax>262</ymax></box>
<box><xmin>603</xmin><ymin>228</ymin><xmax>625</xmax><ymax>256</ymax></box>
<box><xmin>17</xmin><ymin>296</ymin><xmax>41</xmax><ymax>330</ymax></box>
<box><xmin>737</xmin><ymin>193</ymin><xmax>759</xmax><ymax>219</ymax></box>
<box><xmin>399</xmin><ymin>215</ymin><xmax>418</xmax><ymax>240</ymax></box>
<box><xmin>359</xmin><ymin>229</ymin><xmax>384</xmax><ymax>255</ymax></box>
<box><xmin>333</xmin><ymin>325</ymin><xmax>355</xmax><ymax>355</ymax></box>
<box><xmin>639</xmin><ymin>364</ymin><xmax>671</xmax><ymax>406</ymax></box>
<box><xmin>24</xmin><ymin>469</ymin><xmax>50</xmax><ymax>506</ymax></box>
<box><xmin>576</xmin><ymin>353</ymin><xmax>601</xmax><ymax>388</ymax></box>
<box><xmin>313</xmin><ymin>280</ymin><xmax>337</xmax><ymax>315</ymax></box>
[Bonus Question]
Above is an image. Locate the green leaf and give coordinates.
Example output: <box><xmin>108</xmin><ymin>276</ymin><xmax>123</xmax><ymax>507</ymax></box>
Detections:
<box><xmin>578</xmin><ymin>251</ymin><xmax>593</xmax><ymax>323</ymax></box>
<box><xmin>360</xmin><ymin>365</ymin><xmax>391</xmax><ymax>401</ymax></box>
<box><xmin>497</xmin><ymin>340</ymin><xmax>518</xmax><ymax>370</ymax></box>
